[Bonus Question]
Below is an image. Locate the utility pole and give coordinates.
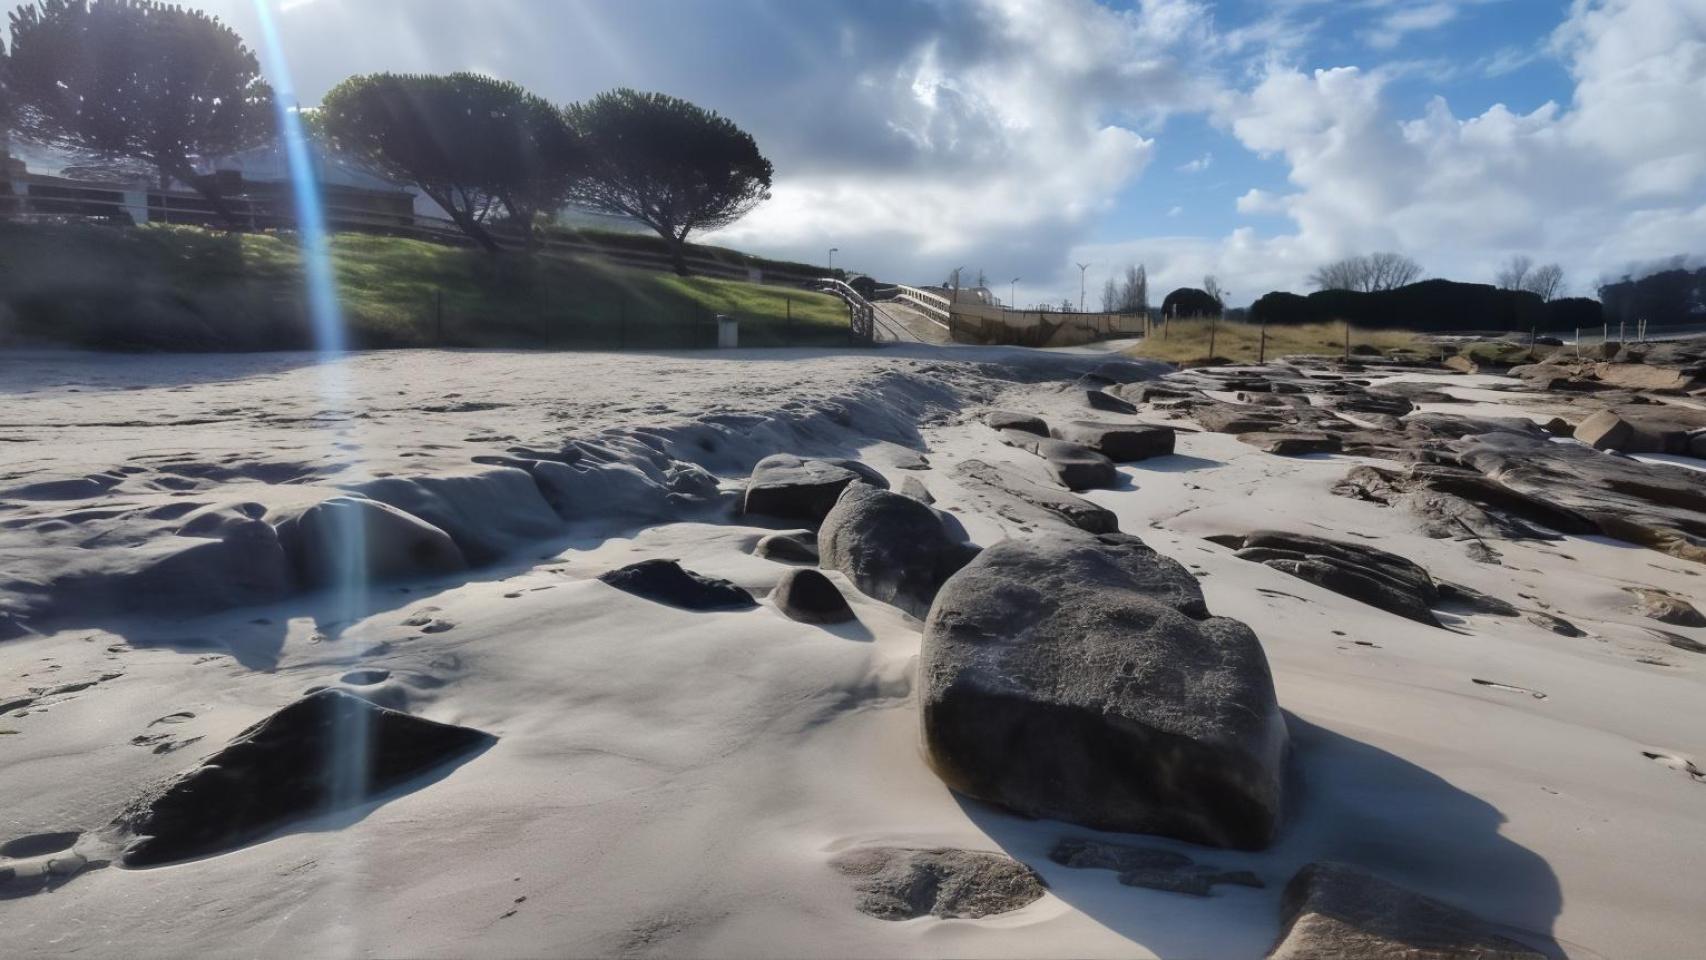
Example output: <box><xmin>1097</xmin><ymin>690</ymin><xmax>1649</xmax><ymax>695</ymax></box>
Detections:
<box><xmin>1010</xmin><ymin>277</ymin><xmax>1019</xmax><ymax>309</ymax></box>
<box><xmin>828</xmin><ymin>247</ymin><xmax>839</xmax><ymax>275</ymax></box>
<box><xmin>1075</xmin><ymin>262</ymin><xmax>1090</xmax><ymax>313</ymax></box>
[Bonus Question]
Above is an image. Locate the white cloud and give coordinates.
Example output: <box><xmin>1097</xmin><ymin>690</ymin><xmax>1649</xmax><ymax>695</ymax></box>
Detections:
<box><xmin>1118</xmin><ymin>0</ymin><xmax>1706</xmax><ymax>302</ymax></box>
<box><xmin>1363</xmin><ymin>2</ymin><xmax>1462</xmax><ymax>49</ymax></box>
<box><xmin>716</xmin><ymin>0</ymin><xmax>1217</xmax><ymax>284</ymax></box>
<box><xmin>1177</xmin><ymin>152</ymin><xmax>1214</xmax><ymax>173</ymax></box>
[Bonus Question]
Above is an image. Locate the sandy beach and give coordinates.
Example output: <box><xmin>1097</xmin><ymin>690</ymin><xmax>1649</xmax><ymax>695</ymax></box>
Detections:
<box><xmin>2</xmin><ymin>343</ymin><xmax>1704</xmax><ymax>958</ymax></box>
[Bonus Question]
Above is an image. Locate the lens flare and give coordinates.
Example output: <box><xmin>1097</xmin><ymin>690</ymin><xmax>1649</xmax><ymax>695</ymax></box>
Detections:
<box><xmin>251</xmin><ymin>0</ymin><xmax>372</xmax><ymax>821</ymax></box>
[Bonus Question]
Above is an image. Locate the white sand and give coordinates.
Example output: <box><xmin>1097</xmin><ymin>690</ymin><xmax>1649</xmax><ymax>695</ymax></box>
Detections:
<box><xmin>2</xmin><ymin>345</ymin><xmax>1703</xmax><ymax>958</ymax></box>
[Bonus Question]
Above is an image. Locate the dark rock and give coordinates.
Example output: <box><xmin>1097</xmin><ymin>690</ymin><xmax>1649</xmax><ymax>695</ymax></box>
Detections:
<box><xmin>598</xmin><ymin>559</ymin><xmax>757</xmax><ymax>611</ymax></box>
<box><xmin>1033</xmin><ymin>438</ymin><xmax>1119</xmax><ymax>491</ymax></box>
<box><xmin>121</xmin><ymin>689</ymin><xmax>494</xmax><ymax>867</ymax></box>
<box><xmin>1627</xmin><ymin>588</ymin><xmax>1706</xmax><ymax>628</ymax></box>
<box><xmin>983</xmin><ymin>410</ymin><xmax>1049</xmax><ymax>436</ymax></box>
<box><xmin>1238</xmin><ymin>432</ymin><xmax>1342</xmax><ymax>456</ymax></box>
<box><xmin>1117</xmin><ymin>383</ymin><xmax>1200</xmax><ymax>404</ymax></box>
<box><xmin>1229</xmin><ymin>531</ymin><xmax>1440</xmax><ymax>626</ymax></box>
<box><xmin>1050</xmin><ymin>420</ymin><xmax>1176</xmax><ymax>462</ymax></box>
<box><xmin>1455</xmin><ymin>432</ymin><xmax>1706</xmax><ymax>563</ymax></box>
<box><xmin>921</xmin><ymin>531</ymin><xmax>1287</xmax><ymax>849</ymax></box>
<box><xmin>818</xmin><ymin>483</ymin><xmax>977</xmax><ymax>618</ymax></box>
<box><xmin>742</xmin><ymin>454</ymin><xmax>889</xmax><ymax>524</ymax></box>
<box><xmin>772</xmin><ymin>568</ymin><xmax>855</xmax><ymax>624</ymax></box>
<box><xmin>1323</xmin><ymin>391</ymin><xmax>1414</xmax><ymax>417</ymax></box>
<box><xmin>1268</xmin><ymin>862</ymin><xmax>1546</xmax><ymax>960</ymax></box>
<box><xmin>953</xmin><ymin>460</ymin><xmax>1119</xmax><ymax>534</ymax></box>
<box><xmin>754</xmin><ymin>529</ymin><xmax>818</xmax><ymax>564</ymax></box>
<box><xmin>1194</xmin><ymin>404</ymin><xmax>1305</xmax><ymax>435</ymax></box>
<box><xmin>1085</xmin><ymin>389</ymin><xmax>1139</xmax><ymax>414</ymax></box>
<box><xmin>1574</xmin><ymin>406</ymin><xmax>1706</xmax><ymax>454</ymax></box>
<box><xmin>899</xmin><ymin>475</ymin><xmax>935</xmax><ymax>504</ymax></box>
<box><xmin>1526</xmin><ymin>611</ymin><xmax>1585</xmax><ymax>637</ymax></box>
<box><xmin>1435</xmin><ymin>582</ymin><xmax>1519</xmax><ymax>617</ymax></box>
<box><xmin>830</xmin><ymin>846</ymin><xmax>1045</xmax><ymax>921</ymax></box>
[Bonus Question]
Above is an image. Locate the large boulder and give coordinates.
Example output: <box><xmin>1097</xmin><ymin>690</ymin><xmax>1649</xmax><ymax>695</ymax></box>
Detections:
<box><xmin>921</xmin><ymin>532</ymin><xmax>1288</xmax><ymax>849</ymax></box>
<box><xmin>121</xmin><ymin>690</ymin><xmax>495</xmax><ymax>867</ymax></box>
<box><xmin>953</xmin><ymin>460</ymin><xmax>1119</xmax><ymax>533</ymax></box>
<box><xmin>742</xmin><ymin>454</ymin><xmax>888</xmax><ymax>524</ymax></box>
<box><xmin>1268</xmin><ymin>862</ymin><xmax>1546</xmax><ymax>960</ymax></box>
<box><xmin>999</xmin><ymin>431</ymin><xmax>1118</xmax><ymax>491</ymax></box>
<box><xmin>1085</xmin><ymin>390</ymin><xmax>1138</xmax><ymax>414</ymax></box>
<box><xmin>830</xmin><ymin>847</ymin><xmax>1045</xmax><ymax>921</ymax></box>
<box><xmin>1456</xmin><ymin>432</ymin><xmax>1706</xmax><ymax>563</ymax></box>
<box><xmin>818</xmin><ymin>482</ymin><xmax>977</xmax><ymax>618</ymax></box>
<box><xmin>598</xmin><ymin>559</ymin><xmax>757</xmax><ymax>611</ymax></box>
<box><xmin>772</xmin><ymin>568</ymin><xmax>855</xmax><ymax>624</ymax></box>
<box><xmin>278</xmin><ymin>496</ymin><xmax>467</xmax><ymax>588</ymax></box>
<box><xmin>1226</xmin><ymin>531</ymin><xmax>1441</xmax><ymax>626</ymax></box>
<box><xmin>984</xmin><ymin>410</ymin><xmax>1049</xmax><ymax>436</ymax></box>
<box><xmin>1050</xmin><ymin>420</ymin><xmax>1176</xmax><ymax>462</ymax></box>
<box><xmin>754</xmin><ymin>529</ymin><xmax>818</xmax><ymax>564</ymax></box>
<box><xmin>1573</xmin><ymin>407</ymin><xmax>1706</xmax><ymax>454</ymax></box>
<box><xmin>1034</xmin><ymin>438</ymin><xmax>1119</xmax><ymax>491</ymax></box>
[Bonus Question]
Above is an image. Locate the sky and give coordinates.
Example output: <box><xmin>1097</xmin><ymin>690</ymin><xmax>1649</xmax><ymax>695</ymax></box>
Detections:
<box><xmin>55</xmin><ymin>0</ymin><xmax>1706</xmax><ymax>306</ymax></box>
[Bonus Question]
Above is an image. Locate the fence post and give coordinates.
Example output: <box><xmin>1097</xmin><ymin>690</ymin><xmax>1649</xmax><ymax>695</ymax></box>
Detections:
<box><xmin>1208</xmin><ymin>318</ymin><xmax>1217</xmax><ymax>360</ymax></box>
<box><xmin>1575</xmin><ymin>327</ymin><xmax>1580</xmax><ymax>361</ymax></box>
<box><xmin>1619</xmin><ymin>319</ymin><xmax>1626</xmax><ymax>345</ymax></box>
<box><xmin>1258</xmin><ymin>320</ymin><xmax>1267</xmax><ymax>365</ymax></box>
<box><xmin>1528</xmin><ymin>326</ymin><xmax>1536</xmax><ymax>361</ymax></box>
<box><xmin>1343</xmin><ymin>320</ymin><xmax>1351</xmax><ymax>362</ymax></box>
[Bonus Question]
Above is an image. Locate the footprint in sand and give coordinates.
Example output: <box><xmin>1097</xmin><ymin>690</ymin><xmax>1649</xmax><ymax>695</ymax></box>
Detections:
<box><xmin>340</xmin><ymin>669</ymin><xmax>391</xmax><ymax>686</ymax></box>
<box><xmin>402</xmin><ymin>610</ymin><xmax>456</xmax><ymax>633</ymax></box>
<box><xmin>149</xmin><ymin>711</ymin><xmax>195</xmax><ymax>726</ymax></box>
<box><xmin>1643</xmin><ymin>751</ymin><xmax>1706</xmax><ymax>783</ymax></box>
<box><xmin>1472</xmin><ymin>678</ymin><xmax>1548</xmax><ymax>700</ymax></box>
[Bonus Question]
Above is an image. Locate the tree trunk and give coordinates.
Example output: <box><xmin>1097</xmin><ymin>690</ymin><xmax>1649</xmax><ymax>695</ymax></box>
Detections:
<box><xmin>448</xmin><ymin>206</ymin><xmax>503</xmax><ymax>254</ymax></box>
<box><xmin>164</xmin><ymin>161</ymin><xmax>243</xmax><ymax>230</ymax></box>
<box><xmin>668</xmin><ymin>234</ymin><xmax>689</xmax><ymax>276</ymax></box>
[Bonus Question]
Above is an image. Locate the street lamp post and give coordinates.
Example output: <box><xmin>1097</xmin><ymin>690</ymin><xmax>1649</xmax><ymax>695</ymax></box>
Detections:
<box><xmin>1009</xmin><ymin>277</ymin><xmax>1019</xmax><ymax>309</ymax></box>
<box><xmin>1075</xmin><ymin>262</ymin><xmax>1090</xmax><ymax>312</ymax></box>
<box><xmin>828</xmin><ymin>247</ymin><xmax>839</xmax><ymax>275</ymax></box>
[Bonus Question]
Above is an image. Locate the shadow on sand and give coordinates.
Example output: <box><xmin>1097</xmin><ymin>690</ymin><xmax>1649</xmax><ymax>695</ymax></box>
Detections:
<box><xmin>959</xmin><ymin>712</ymin><xmax>1569</xmax><ymax>958</ymax></box>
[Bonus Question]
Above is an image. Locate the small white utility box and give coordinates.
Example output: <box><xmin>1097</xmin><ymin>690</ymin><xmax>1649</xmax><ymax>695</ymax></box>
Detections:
<box><xmin>716</xmin><ymin>314</ymin><xmax>739</xmax><ymax>348</ymax></box>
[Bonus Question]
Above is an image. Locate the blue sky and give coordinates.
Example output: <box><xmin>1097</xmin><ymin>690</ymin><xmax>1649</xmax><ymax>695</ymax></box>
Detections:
<box><xmin>37</xmin><ymin>0</ymin><xmax>1705</xmax><ymax>307</ymax></box>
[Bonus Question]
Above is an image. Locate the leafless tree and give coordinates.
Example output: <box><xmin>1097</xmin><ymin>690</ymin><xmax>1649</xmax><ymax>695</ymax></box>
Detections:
<box><xmin>1310</xmin><ymin>252</ymin><xmax>1422</xmax><ymax>292</ymax></box>
<box><xmin>1203</xmin><ymin>274</ymin><xmax>1226</xmax><ymax>308</ymax></box>
<box><xmin>1100</xmin><ymin>264</ymin><xmax>1148</xmax><ymax>314</ymax></box>
<box><xmin>1495</xmin><ymin>255</ymin><xmax>1533</xmax><ymax>291</ymax></box>
<box><xmin>1526</xmin><ymin>263</ymin><xmax>1565</xmax><ymax>301</ymax></box>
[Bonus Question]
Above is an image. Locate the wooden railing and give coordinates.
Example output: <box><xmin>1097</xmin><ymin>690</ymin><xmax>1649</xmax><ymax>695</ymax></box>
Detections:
<box><xmin>816</xmin><ymin>278</ymin><xmax>876</xmax><ymax>343</ymax></box>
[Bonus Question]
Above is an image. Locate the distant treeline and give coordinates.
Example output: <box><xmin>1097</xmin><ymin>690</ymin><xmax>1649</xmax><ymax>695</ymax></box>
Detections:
<box><xmin>1250</xmin><ymin>280</ymin><xmax>1605</xmax><ymax>333</ymax></box>
<box><xmin>1600</xmin><ymin>266</ymin><xmax>1706</xmax><ymax>327</ymax></box>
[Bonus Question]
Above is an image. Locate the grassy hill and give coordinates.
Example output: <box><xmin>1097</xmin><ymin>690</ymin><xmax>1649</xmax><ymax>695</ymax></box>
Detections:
<box><xmin>0</xmin><ymin>223</ymin><xmax>854</xmax><ymax>351</ymax></box>
<box><xmin>1126</xmin><ymin>318</ymin><xmax>1424</xmax><ymax>366</ymax></box>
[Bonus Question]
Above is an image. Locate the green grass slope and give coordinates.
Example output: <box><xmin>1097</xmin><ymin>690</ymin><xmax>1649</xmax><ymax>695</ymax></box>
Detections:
<box><xmin>0</xmin><ymin>223</ymin><xmax>855</xmax><ymax>351</ymax></box>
